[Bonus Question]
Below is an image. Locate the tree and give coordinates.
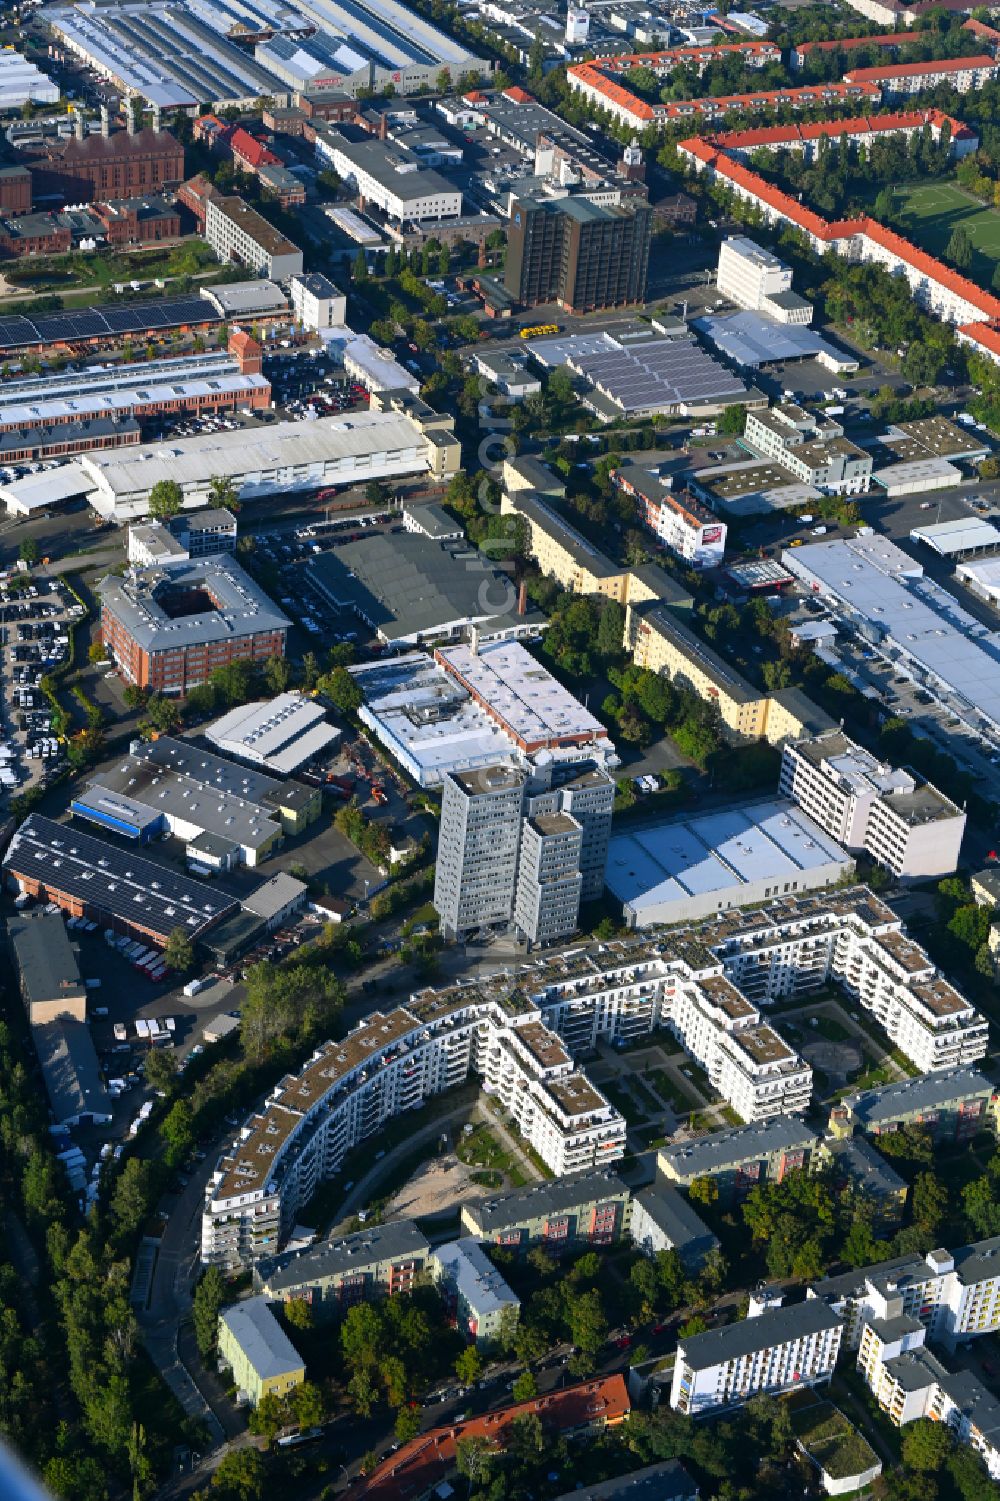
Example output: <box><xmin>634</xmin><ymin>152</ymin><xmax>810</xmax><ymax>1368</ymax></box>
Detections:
<box><xmin>911</xmin><ymin>1172</ymin><xmax>948</xmax><ymax>1236</ymax></box>
<box><xmin>143</xmin><ymin>1047</ymin><xmax>177</xmax><ymax>1093</ymax></box>
<box><xmin>248</xmin><ymin>1391</ymin><xmax>285</xmax><ymax>1445</ymax></box>
<box><xmin>874</xmin><ymin>187</ymin><xmax>895</xmax><ymax>221</ymax></box>
<box><xmin>19</xmin><ymin>536</ymin><xmax>38</xmax><ymax>566</ymax></box>
<box><xmin>162</xmin><ymin>1100</ymin><xmax>194</xmax><ymax>1164</ymax></box>
<box><xmin>454</xmin><ymin>1345</ymin><xmax>482</xmax><ymax>1387</ymax></box>
<box><xmin>163</xmin><ymin>927</ymin><xmax>194</xmax><ymax>975</ymax></box>
<box><xmin>902</xmin><ymin>1418</ymin><xmax>952</xmax><ymax>1473</ymax></box>
<box><xmin>211</xmin><ymin>1449</ymin><xmax>266</xmax><ymax>1500</ymax></box>
<box><xmin>456</xmin><ymin>1435</ymin><xmax>492</xmax><ymax>1492</ymax></box>
<box><xmin>192</xmin><ymin>1266</ymin><xmax>225</xmax><ymax>1359</ymax></box>
<box><xmin>352</xmin><ymin>250</ymin><xmax>369</xmax><ymax>282</ymax></box>
<box><xmin>263</xmin><ymin>655</ymin><xmax>291</xmax><ymax>695</ymax></box>
<box><xmin>597</xmin><ymin>599</ymin><xmax>626</xmax><ymax>659</ymax></box>
<box><xmin>688</xmin><ymin>1176</ymin><xmax>719</xmax><ymax>1207</ymax></box>
<box><xmin>394</xmin><ymin>1403</ymin><xmax>421</xmax><ymax>1444</ymax></box>
<box><xmin>290</xmin><ymin>1380</ymin><xmax>324</xmax><ymax>1431</ymax></box>
<box><xmin>207</xmin><ymin>474</ymin><xmax>240</xmax><ymax>512</ymax></box>
<box><xmin>283</xmin><ymin>1297</ymin><xmax>313</xmax><ymax>1331</ymax></box>
<box><xmin>945</xmin><ymin>224</ymin><xmax>973</xmax><ymax>272</ymax></box>
<box><xmin>148</xmin><ymin>479</ymin><xmax>183</xmax><ymax>522</ymax></box>
<box><xmin>110</xmin><ymin>1157</ymin><xmax>157</xmax><ymax>1237</ymax></box>
<box><xmin>717</xmin><ymin>404</ymin><xmax>747</xmax><ymax>436</ymax></box>
<box><xmin>510</xmin><ymin>1370</ymin><xmax>537</xmax><ymax>1403</ymax></box>
<box><xmin>323</xmin><ymin>665</ymin><xmax>363</xmax><ymax>716</ymax></box>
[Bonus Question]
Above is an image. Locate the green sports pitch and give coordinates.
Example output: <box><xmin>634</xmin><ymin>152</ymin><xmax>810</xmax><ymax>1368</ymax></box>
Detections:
<box><xmin>890</xmin><ymin>181</ymin><xmax>1000</xmax><ymax>273</ymax></box>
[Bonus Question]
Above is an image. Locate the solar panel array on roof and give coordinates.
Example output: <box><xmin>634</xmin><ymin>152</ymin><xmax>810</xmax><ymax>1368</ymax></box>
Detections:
<box><xmin>3</xmin><ymin>812</ymin><xmax>239</xmax><ymax>940</ymax></box>
<box><xmin>0</xmin><ymin>296</ymin><xmax>222</xmax><ymax>351</ymax></box>
<box><xmin>570</xmin><ymin>337</ymin><xmax>746</xmax><ymax>413</ymax></box>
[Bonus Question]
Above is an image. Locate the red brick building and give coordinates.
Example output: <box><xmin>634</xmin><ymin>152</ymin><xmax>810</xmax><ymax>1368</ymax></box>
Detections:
<box><xmin>92</xmin><ymin>196</ymin><xmax>181</xmax><ymax>246</ymax></box>
<box><xmin>98</xmin><ymin>556</ymin><xmax>289</xmax><ymax>694</ymax></box>
<box><xmin>21</xmin><ymin>126</ymin><xmax>184</xmax><ymax>205</ymax></box>
<box><xmin>0</xmin><ymin>166</ymin><xmax>32</xmax><ymax>215</ymax></box>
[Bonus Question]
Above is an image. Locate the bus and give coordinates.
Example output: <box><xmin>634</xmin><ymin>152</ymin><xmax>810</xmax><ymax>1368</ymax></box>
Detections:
<box><xmin>519</xmin><ymin>324</ymin><xmax>559</xmax><ymax>340</ymax></box>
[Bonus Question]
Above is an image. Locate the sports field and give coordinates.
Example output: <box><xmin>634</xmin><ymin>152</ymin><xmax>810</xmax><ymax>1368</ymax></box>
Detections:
<box><xmin>889</xmin><ymin>180</ymin><xmax>1000</xmax><ymax>283</ymax></box>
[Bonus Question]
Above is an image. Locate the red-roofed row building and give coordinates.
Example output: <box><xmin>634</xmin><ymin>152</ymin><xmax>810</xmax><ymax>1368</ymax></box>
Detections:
<box><xmin>843</xmin><ymin>54</ymin><xmax>1000</xmax><ymax>93</ymax></box>
<box><xmin>680</xmin><ymin>134</ymin><xmax>1000</xmax><ymax>334</ymax></box>
<box><xmin>360</xmin><ymin>1376</ymin><xmax>630</xmax><ymax>1501</ymax></box>
<box><xmin>714</xmin><ymin>109</ymin><xmax>976</xmax><ymax>163</ymax></box>
<box><xmin>568</xmin><ymin>64</ymin><xmax>882</xmax><ymax>131</ymax></box>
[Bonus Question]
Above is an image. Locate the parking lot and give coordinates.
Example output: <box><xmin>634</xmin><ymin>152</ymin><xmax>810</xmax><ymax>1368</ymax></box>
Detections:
<box><xmin>0</xmin><ymin>577</ymin><xmax>81</xmax><ymax>798</ymax></box>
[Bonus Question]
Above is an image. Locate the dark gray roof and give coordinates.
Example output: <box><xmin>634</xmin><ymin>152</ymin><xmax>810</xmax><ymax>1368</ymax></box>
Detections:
<box><xmin>660</xmin><ymin>1118</ymin><xmax>818</xmax><ymax>1180</ymax></box>
<box><xmin>9</xmin><ymin>911</ymin><xmax>83</xmax><ymax>1007</ymax></box>
<box><xmin>808</xmin><ymin>1253</ymin><xmax>928</xmax><ymax>1307</ymax></box>
<box><xmin>258</xmin><ymin>1219</ymin><xmax>430</xmax><ymax>1295</ymax></box>
<box><xmin>678</xmin><ymin>1300</ymin><xmax>842</xmax><ymax>1371</ymax></box>
<box><xmin>465</xmin><ymin>1167</ymin><xmax>628</xmax><ymax>1233</ymax></box>
<box><xmin>291</xmin><ymin>272</ymin><xmax>342</xmax><ymax>299</ymax></box>
<box><xmin>972</xmin><ymin>868</ymin><xmax>1000</xmax><ymax>903</ymax></box>
<box><xmin>4</xmin><ymin>814</ymin><xmax>238</xmax><ymax>941</ymax></box>
<box><xmin>844</xmin><ymin>1065</ymin><xmax>993</xmax><ymax>1125</ymax></box>
<box><xmin>32</xmin><ymin>1019</ymin><xmax>110</xmax><ymax>1125</ymax></box>
<box><xmin>952</xmin><ymin>1234</ymin><xmax>1000</xmax><ymax>1287</ymax></box>
<box><xmin>308</xmin><ymin>533</ymin><xmax>542</xmax><ymax>642</ymax></box>
<box><xmin>633</xmin><ymin>1185</ymin><xmax>717</xmax><ymax>1254</ymax></box>
<box><xmin>825</xmin><ymin>1136</ymin><xmax>907</xmax><ymax>1200</ymax></box>
<box><xmin>552</xmin><ymin>1459</ymin><xmax>698</xmax><ymax>1501</ymax></box>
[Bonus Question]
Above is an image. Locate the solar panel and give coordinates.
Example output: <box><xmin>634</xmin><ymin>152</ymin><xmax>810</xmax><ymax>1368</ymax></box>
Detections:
<box><xmin>0</xmin><ymin>316</ymin><xmax>40</xmax><ymax>349</ymax></box>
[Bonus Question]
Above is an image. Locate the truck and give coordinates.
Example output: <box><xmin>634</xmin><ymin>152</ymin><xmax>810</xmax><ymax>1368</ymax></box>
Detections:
<box><xmin>183</xmin><ymin>977</ymin><xmax>208</xmax><ymax>998</ymax></box>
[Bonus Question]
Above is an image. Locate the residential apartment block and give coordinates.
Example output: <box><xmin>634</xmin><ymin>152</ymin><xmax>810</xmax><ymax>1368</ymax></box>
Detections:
<box><xmin>433</xmin><ymin>759</ymin><xmax>614</xmax><ymax>944</ymax></box>
<box><xmin>217</xmin><ymin>1298</ymin><xmax>304</xmax><ymax>1407</ymax></box>
<box><xmin>842</xmin><ymin>55</ymin><xmax>1000</xmax><ymax>95</ymax></box>
<box><xmin>671</xmin><ymin>1298</ymin><xmax>843</xmax><ymax>1414</ymax></box>
<box><xmin>658</xmin><ymin>1118</ymin><xmax>818</xmax><ymax>1200</ymax></box>
<box><xmin>201</xmin><ymin>1000</ymin><xmax>625</xmax><ymax>1267</ymax></box>
<box><xmin>779</xmin><ymin>730</ymin><xmax>965</xmax><ymax>881</ymax></box>
<box><xmin>630</xmin><ymin>1186</ymin><xmax>719</xmax><ymax>1272</ymax></box>
<box><xmin>613</xmin><ymin>466</ymin><xmax>727</xmax><ymax>568</ymax></box>
<box><xmin>809</xmin><ymin>1236</ymin><xmax>1000</xmax><ymax>1353</ymax></box>
<box><xmin>254</xmin><ymin>1221</ymin><xmax>431</xmax><ymax>1317</ymax></box>
<box><xmin>460</xmin><ymin>1169</ymin><xmax>631</xmax><ymax>1252</ymax></box>
<box><xmin>834</xmin><ymin>1067</ymin><xmax>996</xmax><ymax>1143</ymax></box>
<box><xmin>204</xmin><ymin>193</ymin><xmax>303</xmax><ymax>280</ymax></box>
<box><xmin>429</xmin><ymin>1238</ymin><xmax>520</xmax><ymax>1346</ymax></box>
<box><xmin>858</xmin><ymin>1319</ymin><xmax>1000</xmax><ymax>1480</ymax></box>
<box><xmin>717</xmin><ymin>236</ymin><xmax>813</xmax><ymax>325</ymax></box>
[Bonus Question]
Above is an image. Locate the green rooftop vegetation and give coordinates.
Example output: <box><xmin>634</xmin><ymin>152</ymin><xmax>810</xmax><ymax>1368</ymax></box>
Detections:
<box><xmin>792</xmin><ymin>1399</ymin><xmax>880</xmax><ymax>1484</ymax></box>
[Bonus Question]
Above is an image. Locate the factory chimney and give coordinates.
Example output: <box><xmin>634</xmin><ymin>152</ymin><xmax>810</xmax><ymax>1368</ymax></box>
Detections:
<box><xmin>152</xmin><ymin>103</ymin><xmax>162</xmax><ymax>133</ymax></box>
<box><xmin>517</xmin><ymin>581</ymin><xmax>527</xmax><ymax>616</ymax></box>
<box><xmin>126</xmin><ymin>101</ymin><xmax>138</xmax><ymax>135</ymax></box>
<box><xmin>73</xmin><ymin>109</ymin><xmax>85</xmax><ymax>142</ymax></box>
<box><xmin>470</xmin><ymin>624</ymin><xmax>480</xmax><ymax>657</ymax></box>
<box><xmin>100</xmin><ymin>103</ymin><xmax>109</xmax><ymax>138</ymax></box>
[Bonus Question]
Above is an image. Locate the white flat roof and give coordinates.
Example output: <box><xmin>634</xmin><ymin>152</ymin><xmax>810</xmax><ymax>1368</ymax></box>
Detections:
<box><xmin>783</xmin><ymin>534</ymin><xmax>1000</xmax><ymax>726</ymax></box>
<box><xmin>910</xmin><ymin>516</ymin><xmax>1000</xmax><ymax>555</ymax></box>
<box><xmin>605</xmin><ymin>797</ymin><xmax>849</xmax><ymax>916</ymax></box>
<box><xmin>437</xmin><ymin>640</ymin><xmax>609</xmax><ymax>749</ymax></box>
<box><xmin>956</xmin><ymin>556</ymin><xmax>1000</xmax><ymax>599</ymax></box>
<box><xmin>0</xmin><ymin>462</ymin><xmax>92</xmax><ymax>513</ymax></box>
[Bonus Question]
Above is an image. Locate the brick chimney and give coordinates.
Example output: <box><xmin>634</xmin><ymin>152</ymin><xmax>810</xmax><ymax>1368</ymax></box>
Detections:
<box><xmin>100</xmin><ymin>103</ymin><xmax>110</xmax><ymax>138</ymax></box>
<box><xmin>517</xmin><ymin>580</ymin><xmax>527</xmax><ymax>616</ymax></box>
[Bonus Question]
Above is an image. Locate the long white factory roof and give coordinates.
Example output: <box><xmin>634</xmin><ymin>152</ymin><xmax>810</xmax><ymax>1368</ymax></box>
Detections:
<box><xmin>438</xmin><ymin>640</ymin><xmax>609</xmax><ymax>749</ymax></box>
<box><xmin>206</xmin><ymin>692</ymin><xmax>339</xmax><ymax>774</ymax></box>
<box><xmin>81</xmin><ymin>409</ymin><xmax>426</xmax><ymax>496</ymax></box>
<box><xmin>783</xmin><ymin>534</ymin><xmax>1000</xmax><ymax>728</ymax></box>
<box><xmin>605</xmin><ymin>798</ymin><xmax>849</xmax><ymax>917</ymax></box>
<box><xmin>0</xmin><ymin>371</ymin><xmax>269</xmax><ymax>428</ymax></box>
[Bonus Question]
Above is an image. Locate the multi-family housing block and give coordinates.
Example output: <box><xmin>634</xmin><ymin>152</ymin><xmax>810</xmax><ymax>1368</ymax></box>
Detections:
<box><xmin>742</xmin><ymin>404</ymin><xmax>873</xmax><ymax>495</ymax></box>
<box><xmin>254</xmin><ymin>1221</ymin><xmax>431</xmax><ymax>1316</ymax></box>
<box><xmin>671</xmin><ymin>1297</ymin><xmax>844</xmax><ymax>1414</ymax></box>
<box><xmin>460</xmin><ymin>1168</ymin><xmax>631</xmax><ymax>1252</ymax></box>
<box><xmin>204</xmin><ymin>889</ymin><xmax>987</xmax><ymax>1266</ymax></box>
<box><xmin>780</xmin><ymin>730</ymin><xmax>965</xmax><ymax>881</ymax></box>
<box><xmin>429</xmin><ymin>1239</ymin><xmax>520</xmax><ymax>1346</ymax></box>
<box><xmin>834</xmin><ymin>1066</ymin><xmax>996</xmax><ymax>1142</ymax></box>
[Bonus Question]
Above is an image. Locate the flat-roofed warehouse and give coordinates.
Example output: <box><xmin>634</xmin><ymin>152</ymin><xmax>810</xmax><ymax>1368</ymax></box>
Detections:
<box><xmin>605</xmin><ymin>796</ymin><xmax>853</xmax><ymax>927</ymax></box>
<box><xmin>82</xmin><ymin>405</ymin><xmax>460</xmax><ymax>521</ymax></box>
<box><xmin>307</xmin><ymin>532</ymin><xmax>546</xmax><ymax>645</ymax></box>
<box><xmin>693</xmin><ymin>311</ymin><xmax>859</xmax><ymax>371</ymax></box>
<box><xmin>44</xmin><ymin>1</ymin><xmax>292</xmax><ymax>109</ymax></box>
<box><xmin>530</xmin><ymin>330</ymin><xmax>752</xmax><ymax>418</ymax></box>
<box><xmin>205</xmin><ymin>691</ymin><xmax>340</xmax><ymax>775</ymax></box>
<box><xmin>3</xmin><ymin>813</ymin><xmax>238</xmax><ymax>946</ymax></box>
<box><xmin>782</xmin><ymin>534</ymin><xmax>1000</xmax><ymax>735</ymax></box>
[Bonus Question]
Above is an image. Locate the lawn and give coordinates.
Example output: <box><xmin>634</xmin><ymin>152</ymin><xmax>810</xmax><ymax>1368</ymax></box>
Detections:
<box><xmin>888</xmin><ymin>180</ymin><xmax>1000</xmax><ymax>287</ymax></box>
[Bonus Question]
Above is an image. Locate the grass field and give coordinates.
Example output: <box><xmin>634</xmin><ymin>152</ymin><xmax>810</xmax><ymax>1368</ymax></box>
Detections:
<box><xmin>889</xmin><ymin>180</ymin><xmax>1000</xmax><ymax>287</ymax></box>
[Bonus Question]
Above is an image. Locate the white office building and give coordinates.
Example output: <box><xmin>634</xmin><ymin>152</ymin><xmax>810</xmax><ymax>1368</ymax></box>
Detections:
<box><xmin>313</xmin><ymin>127</ymin><xmax>462</xmax><ymax>221</ymax></box>
<box><xmin>717</xmin><ymin>236</ymin><xmax>813</xmax><ymax>325</ymax></box>
<box><xmin>289</xmin><ymin>272</ymin><xmax>346</xmax><ymax>330</ymax></box>
<box><xmin>780</xmin><ymin>730</ymin><xmax>966</xmax><ymax>881</ymax></box>
<box><xmin>671</xmin><ymin>1298</ymin><xmax>843</xmax><ymax>1415</ymax></box>
<box><xmin>204</xmin><ymin>195</ymin><xmax>303</xmax><ymax>281</ymax></box>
